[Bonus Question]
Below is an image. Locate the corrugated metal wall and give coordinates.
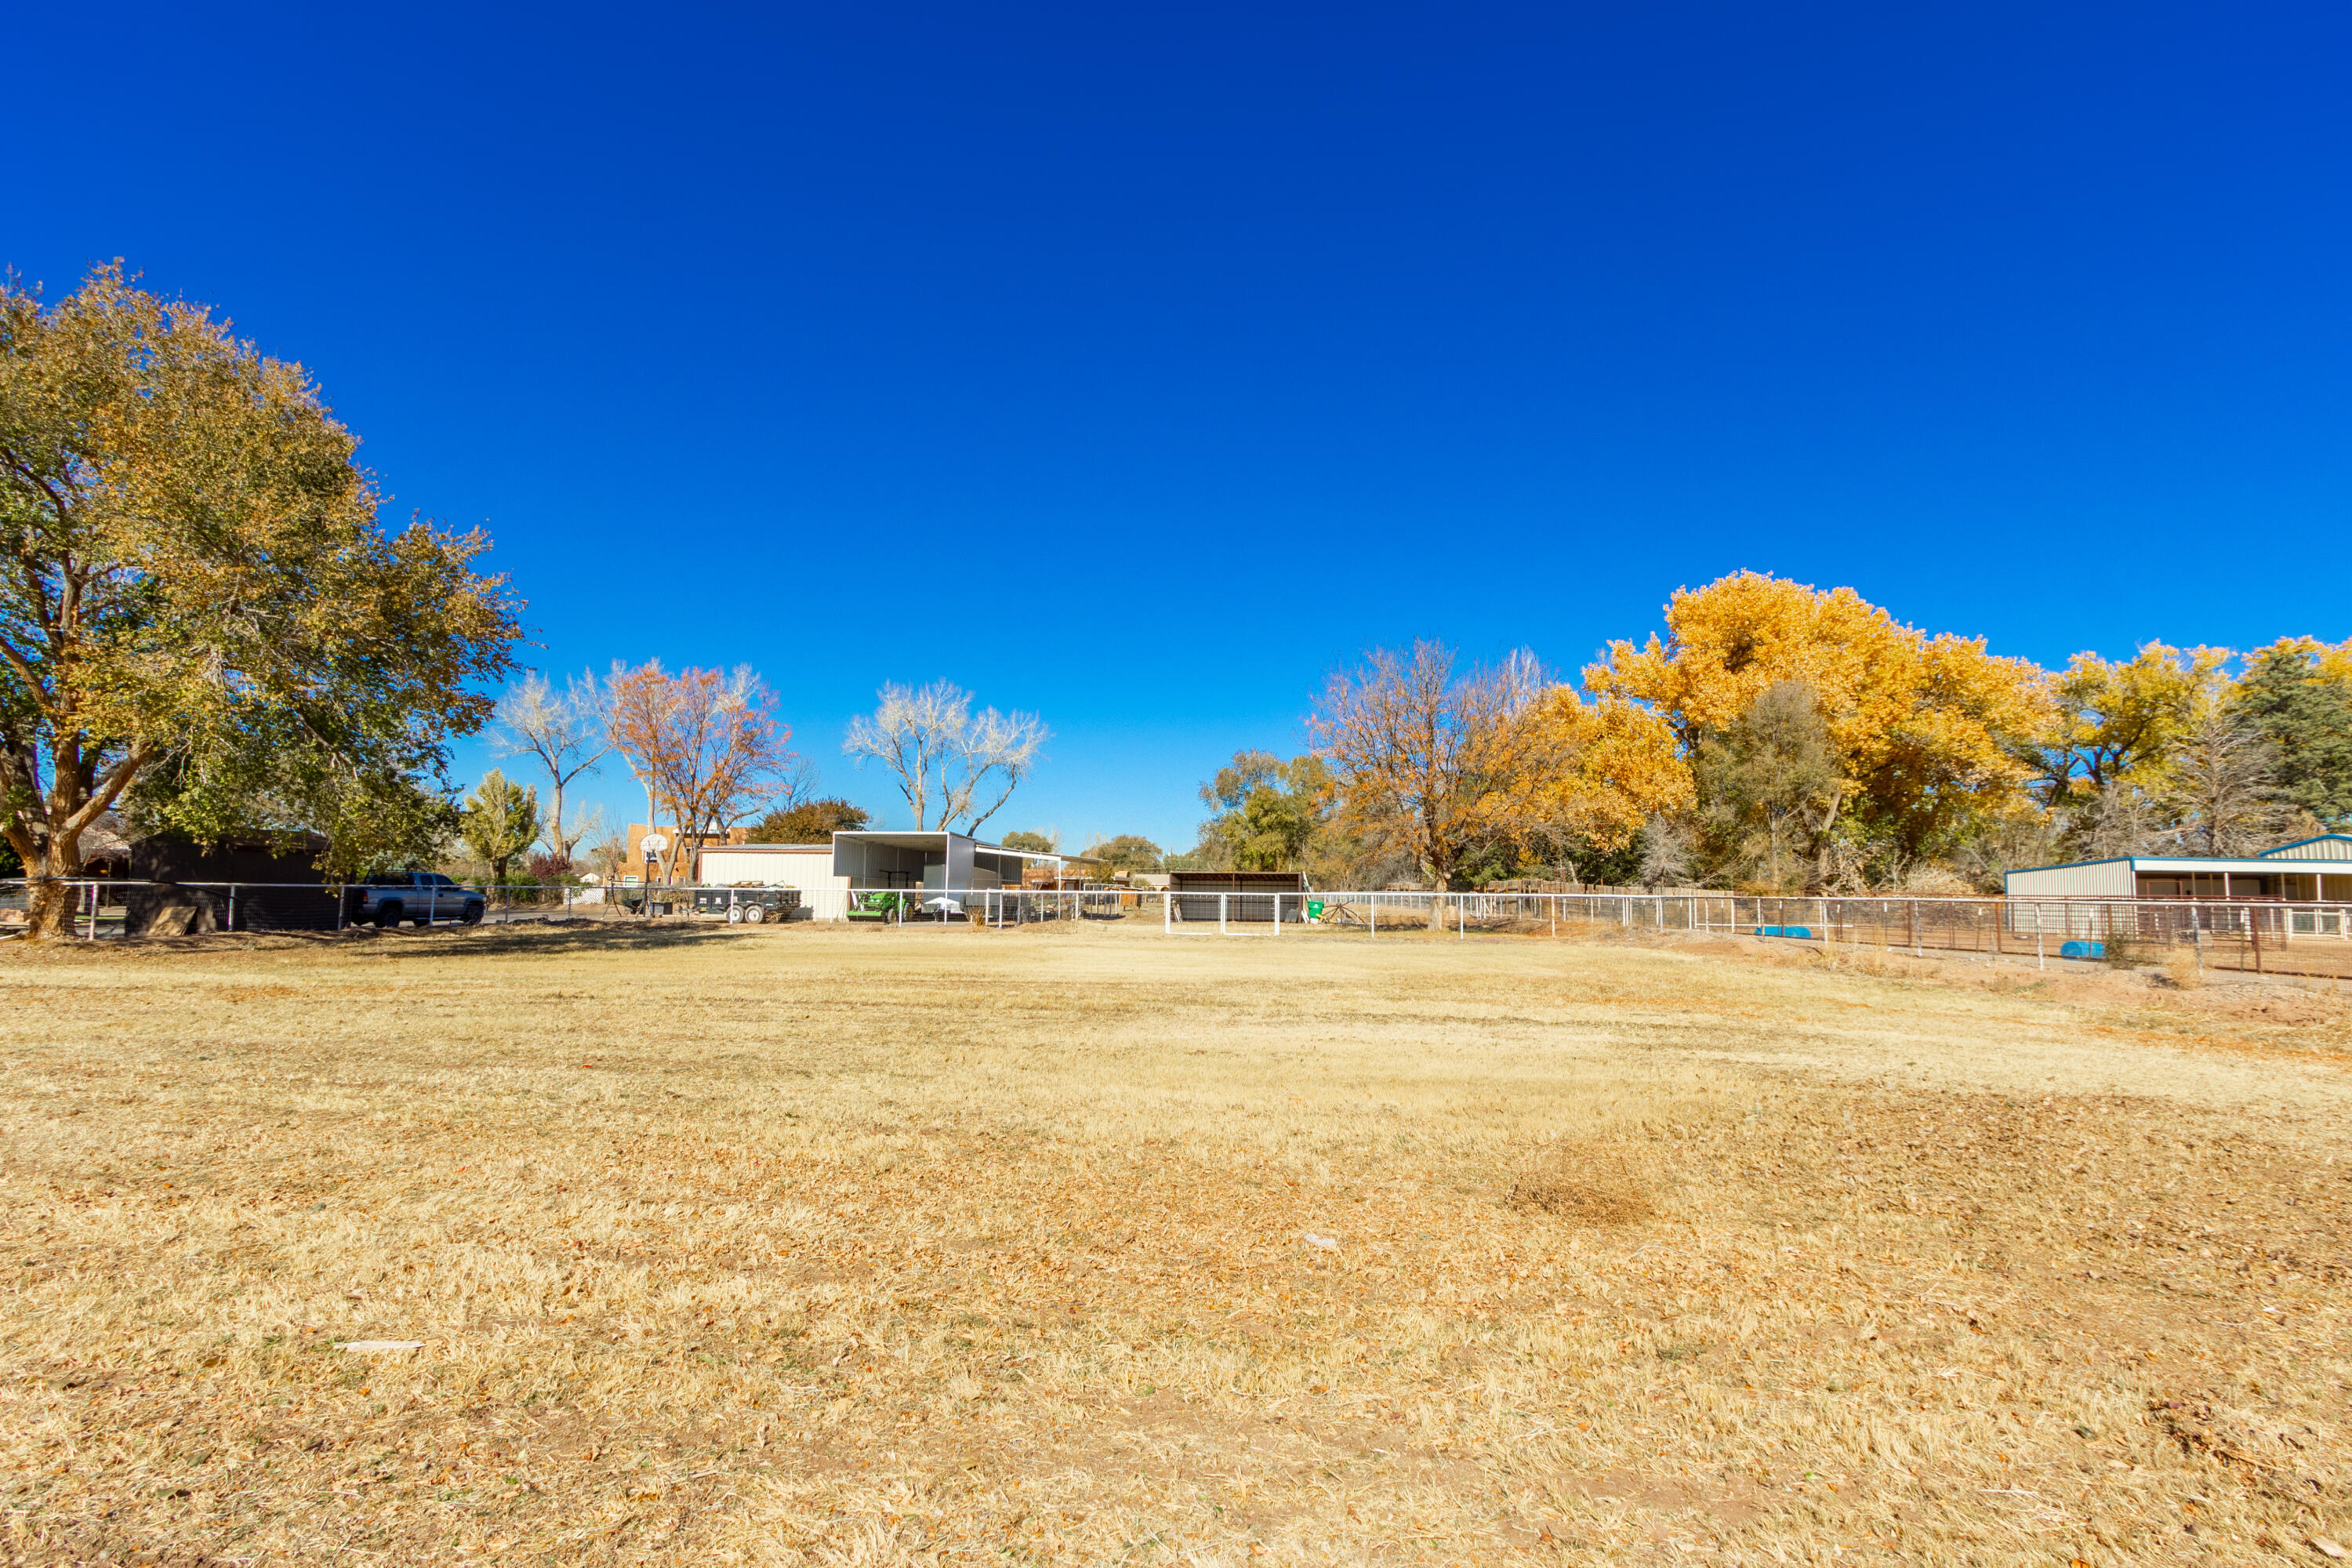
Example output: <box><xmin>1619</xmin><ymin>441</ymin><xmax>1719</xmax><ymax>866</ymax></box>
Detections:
<box><xmin>699</xmin><ymin>848</ymin><xmax>844</xmax><ymax>897</ymax></box>
<box><xmin>2005</xmin><ymin>862</ymin><xmax>2136</xmax><ymax>898</ymax></box>
<box><xmin>2258</xmin><ymin>837</ymin><xmax>2352</xmax><ymax>862</ymax></box>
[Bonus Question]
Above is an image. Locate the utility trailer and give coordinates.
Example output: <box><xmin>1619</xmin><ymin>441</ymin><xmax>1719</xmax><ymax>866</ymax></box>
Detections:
<box><xmin>692</xmin><ymin>886</ymin><xmax>802</xmax><ymax>924</ymax></box>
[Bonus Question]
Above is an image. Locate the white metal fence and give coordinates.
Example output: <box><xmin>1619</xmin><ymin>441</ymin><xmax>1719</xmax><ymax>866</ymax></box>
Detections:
<box><xmin>7</xmin><ymin>879</ymin><xmax>2349</xmax><ymax>980</ymax></box>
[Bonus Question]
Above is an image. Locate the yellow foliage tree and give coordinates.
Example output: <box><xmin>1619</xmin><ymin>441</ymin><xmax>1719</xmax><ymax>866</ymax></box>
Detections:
<box><xmin>2035</xmin><ymin>642</ymin><xmax>2229</xmax><ymax>802</ymax></box>
<box><xmin>2282</xmin><ymin>635</ymin><xmax>2352</xmax><ymax>693</ymax></box>
<box><xmin>1584</xmin><ymin>572</ymin><xmax>2048</xmax><ymax>863</ymax></box>
<box><xmin>1512</xmin><ymin>690</ymin><xmax>1693</xmax><ymax>854</ymax></box>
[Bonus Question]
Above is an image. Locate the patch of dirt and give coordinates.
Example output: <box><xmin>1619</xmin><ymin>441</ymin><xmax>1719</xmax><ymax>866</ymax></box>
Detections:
<box><xmin>1507</xmin><ymin>1137</ymin><xmax>1657</xmax><ymax>1222</ymax></box>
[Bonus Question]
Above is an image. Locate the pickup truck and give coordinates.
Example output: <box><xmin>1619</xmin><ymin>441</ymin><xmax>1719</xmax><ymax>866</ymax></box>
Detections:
<box><xmin>345</xmin><ymin>872</ymin><xmax>487</xmax><ymax>928</ymax></box>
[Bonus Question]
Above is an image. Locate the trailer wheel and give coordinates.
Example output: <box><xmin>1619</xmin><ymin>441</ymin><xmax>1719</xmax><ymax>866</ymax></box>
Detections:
<box><xmin>742</xmin><ymin>902</ymin><xmax>768</xmax><ymax>925</ymax></box>
<box><xmin>726</xmin><ymin>906</ymin><xmax>744</xmax><ymax>924</ymax></box>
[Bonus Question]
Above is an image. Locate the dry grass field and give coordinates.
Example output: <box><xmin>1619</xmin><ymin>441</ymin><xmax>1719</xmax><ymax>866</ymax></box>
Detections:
<box><xmin>4</xmin><ymin>918</ymin><xmax>2350</xmax><ymax>1566</ymax></box>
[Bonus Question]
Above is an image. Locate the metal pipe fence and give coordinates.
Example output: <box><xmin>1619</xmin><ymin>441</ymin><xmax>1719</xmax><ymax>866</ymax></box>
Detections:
<box><xmin>5</xmin><ymin>879</ymin><xmax>2348</xmax><ymax>981</ymax></box>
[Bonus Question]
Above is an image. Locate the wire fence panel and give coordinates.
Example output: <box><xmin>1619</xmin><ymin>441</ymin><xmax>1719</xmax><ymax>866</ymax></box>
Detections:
<box><xmin>5</xmin><ymin>877</ymin><xmax>2349</xmax><ymax>980</ymax></box>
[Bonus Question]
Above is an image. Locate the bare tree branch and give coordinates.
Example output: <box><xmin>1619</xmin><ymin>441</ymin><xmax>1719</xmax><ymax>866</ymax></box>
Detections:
<box><xmin>844</xmin><ymin>681</ymin><xmax>1049</xmax><ymax>837</ymax></box>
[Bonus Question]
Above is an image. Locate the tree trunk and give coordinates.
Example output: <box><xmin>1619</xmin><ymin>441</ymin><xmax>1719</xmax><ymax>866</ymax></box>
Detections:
<box><xmin>28</xmin><ymin>829</ymin><xmax>83</xmax><ymax>939</ymax></box>
<box><xmin>1427</xmin><ymin>853</ymin><xmax>1450</xmax><ymax>931</ymax></box>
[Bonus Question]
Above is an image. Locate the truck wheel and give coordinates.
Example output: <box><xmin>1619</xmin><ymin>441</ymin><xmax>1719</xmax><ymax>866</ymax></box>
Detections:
<box><xmin>374</xmin><ymin>901</ymin><xmax>402</xmax><ymax>929</ymax></box>
<box><xmin>742</xmin><ymin>902</ymin><xmax>768</xmax><ymax>925</ymax></box>
<box><xmin>460</xmin><ymin>902</ymin><xmax>484</xmax><ymax>926</ymax></box>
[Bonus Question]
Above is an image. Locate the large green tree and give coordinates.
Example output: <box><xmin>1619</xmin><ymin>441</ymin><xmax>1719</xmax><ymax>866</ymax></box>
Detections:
<box><xmin>1691</xmin><ymin>681</ymin><xmax>1841</xmax><ymax>892</ymax></box>
<box><xmin>0</xmin><ymin>265</ymin><xmax>520</xmax><ymax>934</ymax></box>
<box><xmin>459</xmin><ymin>769</ymin><xmax>540</xmax><ymax>882</ymax></box>
<box><xmin>2231</xmin><ymin>640</ymin><xmax>2352</xmax><ymax>828</ymax></box>
<box><xmin>1080</xmin><ymin>833</ymin><xmax>1163</xmax><ymax>873</ymax></box>
<box><xmin>1194</xmin><ymin>750</ymin><xmax>1331</xmax><ymax>871</ymax></box>
<box><xmin>747</xmin><ymin>797</ymin><xmax>869</xmax><ymax>843</ymax></box>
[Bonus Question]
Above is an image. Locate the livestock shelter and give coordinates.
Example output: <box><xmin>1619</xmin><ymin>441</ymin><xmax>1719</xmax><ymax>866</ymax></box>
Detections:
<box><xmin>125</xmin><ymin>829</ymin><xmax>336</xmax><ymax>933</ymax></box>
<box><xmin>1168</xmin><ymin>869</ymin><xmax>1308</xmax><ymax>924</ymax></box>
<box><xmin>2004</xmin><ymin>834</ymin><xmax>2352</xmax><ymax>902</ymax></box>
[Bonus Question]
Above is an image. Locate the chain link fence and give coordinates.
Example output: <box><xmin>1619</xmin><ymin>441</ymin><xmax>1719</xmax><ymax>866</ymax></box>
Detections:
<box><xmin>7</xmin><ymin>878</ymin><xmax>2347</xmax><ymax>982</ymax></box>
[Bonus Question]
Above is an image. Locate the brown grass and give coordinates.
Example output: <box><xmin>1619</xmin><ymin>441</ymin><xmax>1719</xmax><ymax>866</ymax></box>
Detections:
<box><xmin>4</xmin><ymin>916</ymin><xmax>2350</xmax><ymax>1564</ymax></box>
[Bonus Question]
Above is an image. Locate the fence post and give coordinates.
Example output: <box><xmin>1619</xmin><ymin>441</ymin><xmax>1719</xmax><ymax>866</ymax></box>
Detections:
<box><xmin>85</xmin><ymin>882</ymin><xmax>96</xmax><ymax>942</ymax></box>
<box><xmin>1458</xmin><ymin>892</ymin><xmax>1465</xmax><ymax>941</ymax></box>
<box><xmin>1219</xmin><ymin>892</ymin><xmax>1228</xmax><ymax>935</ymax></box>
<box><xmin>1163</xmin><ymin>888</ymin><xmax>1171</xmax><ymax>935</ymax></box>
<box><xmin>1370</xmin><ymin>894</ymin><xmax>1377</xmax><ymax>937</ymax></box>
<box><xmin>2038</xmin><ymin>931</ymin><xmax>2045</xmax><ymax>971</ymax></box>
<box><xmin>1273</xmin><ymin>891</ymin><xmax>1282</xmax><ymax>935</ymax></box>
<box><xmin>227</xmin><ymin>883</ymin><xmax>238</xmax><ymax>934</ymax></box>
<box><xmin>1911</xmin><ymin>899</ymin><xmax>1921</xmax><ymax>957</ymax></box>
<box><xmin>1551</xmin><ymin>896</ymin><xmax>1556</xmax><ymax>938</ymax></box>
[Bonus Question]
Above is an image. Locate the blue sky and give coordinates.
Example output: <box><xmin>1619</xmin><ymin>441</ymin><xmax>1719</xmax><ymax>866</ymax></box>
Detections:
<box><xmin>16</xmin><ymin>2</ymin><xmax>2351</xmax><ymax>852</ymax></box>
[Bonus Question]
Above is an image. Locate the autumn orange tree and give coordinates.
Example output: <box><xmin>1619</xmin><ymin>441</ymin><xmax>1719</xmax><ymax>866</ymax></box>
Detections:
<box><xmin>1308</xmin><ymin>644</ymin><xmax>1538</xmax><ymax>924</ymax></box>
<box><xmin>1308</xmin><ymin>644</ymin><xmax>1692</xmax><ymax>917</ymax></box>
<box><xmin>1510</xmin><ymin>687</ymin><xmax>1693</xmax><ymax>858</ymax></box>
<box><xmin>1584</xmin><ymin>572</ymin><xmax>2049</xmax><ymax>882</ymax></box>
<box><xmin>604</xmin><ymin>661</ymin><xmax>792</xmax><ymax>884</ymax></box>
<box><xmin>0</xmin><ymin>265</ymin><xmax>520</xmax><ymax>935</ymax></box>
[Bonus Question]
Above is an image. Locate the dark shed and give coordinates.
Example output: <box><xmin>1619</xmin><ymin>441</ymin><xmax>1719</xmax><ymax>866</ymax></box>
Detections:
<box><xmin>125</xmin><ymin>832</ymin><xmax>338</xmax><ymax>933</ymax></box>
<box><xmin>1167</xmin><ymin>869</ymin><xmax>1308</xmax><ymax>923</ymax></box>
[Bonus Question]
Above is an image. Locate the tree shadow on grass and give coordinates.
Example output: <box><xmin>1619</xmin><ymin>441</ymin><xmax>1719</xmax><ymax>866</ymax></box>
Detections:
<box><xmin>98</xmin><ymin>917</ymin><xmax>758</xmax><ymax>960</ymax></box>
